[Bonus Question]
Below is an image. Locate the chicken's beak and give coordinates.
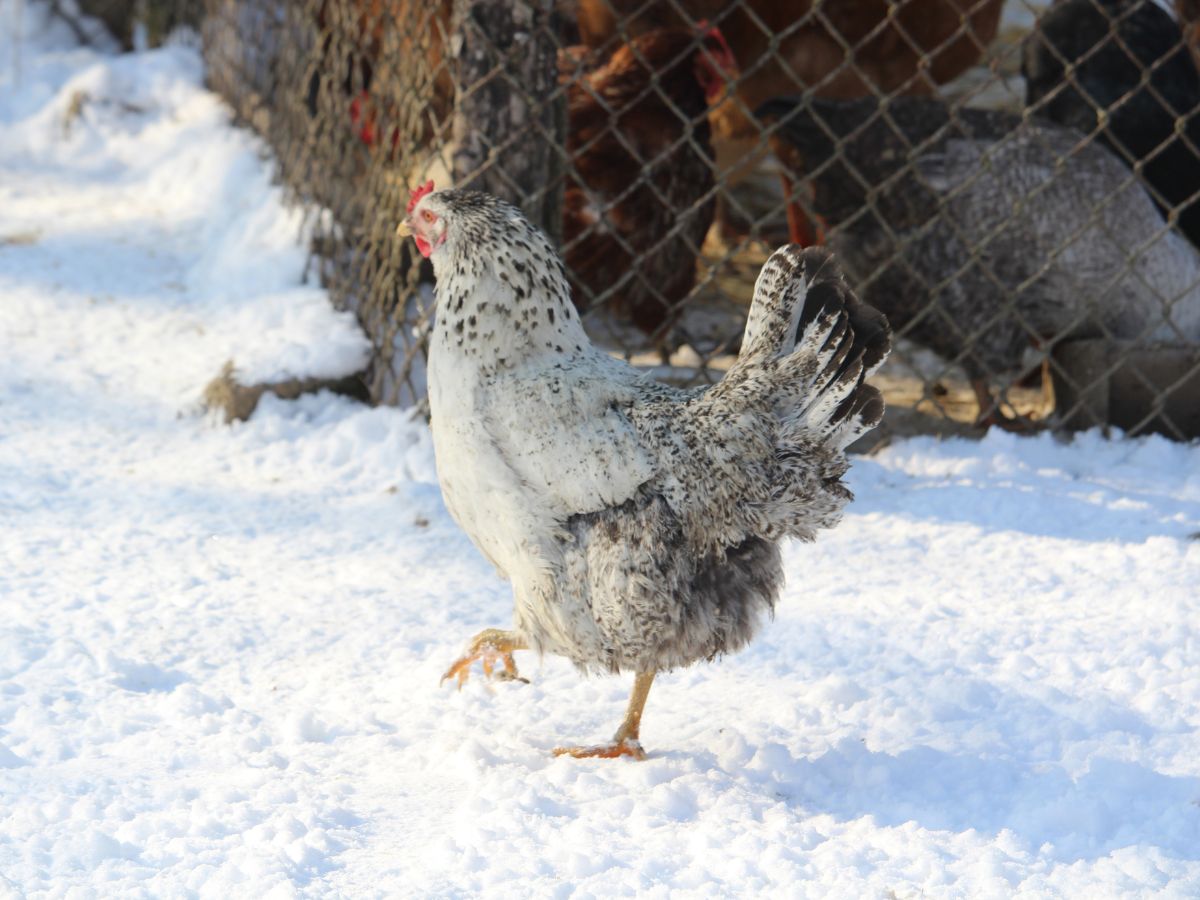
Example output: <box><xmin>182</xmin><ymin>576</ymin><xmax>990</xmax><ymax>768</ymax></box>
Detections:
<box><xmin>396</xmin><ymin>218</ymin><xmax>413</xmax><ymax>238</ymax></box>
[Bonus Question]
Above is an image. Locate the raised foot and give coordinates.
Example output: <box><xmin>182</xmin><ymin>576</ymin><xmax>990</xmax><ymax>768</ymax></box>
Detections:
<box><xmin>440</xmin><ymin>628</ymin><xmax>529</xmax><ymax>689</ymax></box>
<box><xmin>552</xmin><ymin>738</ymin><xmax>647</xmax><ymax>761</ymax></box>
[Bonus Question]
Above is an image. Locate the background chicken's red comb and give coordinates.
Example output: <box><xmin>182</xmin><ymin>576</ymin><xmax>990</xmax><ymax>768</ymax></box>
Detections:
<box><xmin>407</xmin><ymin>180</ymin><xmax>435</xmax><ymax>215</ymax></box>
<box><xmin>696</xmin><ymin>20</ymin><xmax>737</xmax><ymax>73</ymax></box>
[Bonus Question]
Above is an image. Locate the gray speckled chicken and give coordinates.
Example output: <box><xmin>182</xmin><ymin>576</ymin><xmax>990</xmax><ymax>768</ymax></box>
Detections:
<box><xmin>398</xmin><ymin>181</ymin><xmax>890</xmax><ymax>759</ymax></box>
<box><xmin>760</xmin><ymin>95</ymin><xmax>1200</xmax><ymax>428</ymax></box>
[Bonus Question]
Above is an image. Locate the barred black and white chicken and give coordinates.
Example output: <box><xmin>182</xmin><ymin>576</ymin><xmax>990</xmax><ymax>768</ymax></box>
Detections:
<box><xmin>1023</xmin><ymin>0</ymin><xmax>1200</xmax><ymax>252</ymax></box>
<box><xmin>760</xmin><ymin>94</ymin><xmax>1200</xmax><ymax>430</ymax></box>
<box><xmin>399</xmin><ymin>181</ymin><xmax>890</xmax><ymax>759</ymax></box>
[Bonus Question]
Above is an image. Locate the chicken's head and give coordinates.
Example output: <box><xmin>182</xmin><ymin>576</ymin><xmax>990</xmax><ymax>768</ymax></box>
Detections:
<box><xmin>398</xmin><ymin>179</ymin><xmax>446</xmax><ymax>259</ymax></box>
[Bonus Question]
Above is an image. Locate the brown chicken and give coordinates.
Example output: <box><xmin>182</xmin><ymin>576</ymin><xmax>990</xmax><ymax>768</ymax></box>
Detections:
<box><xmin>577</xmin><ymin>0</ymin><xmax>1004</xmax><ymax>245</ymax></box>
<box><xmin>562</xmin><ymin>28</ymin><xmax>737</xmax><ymax>339</ymax></box>
<box><xmin>315</xmin><ymin>0</ymin><xmax>454</xmax><ymax>158</ymax></box>
<box><xmin>315</xmin><ymin>6</ymin><xmax>735</xmax><ymax>341</ymax></box>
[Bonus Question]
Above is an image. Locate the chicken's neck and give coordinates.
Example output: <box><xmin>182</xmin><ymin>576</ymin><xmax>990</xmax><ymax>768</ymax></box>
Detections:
<box><xmin>431</xmin><ymin>243</ymin><xmax>590</xmax><ymax>374</ymax></box>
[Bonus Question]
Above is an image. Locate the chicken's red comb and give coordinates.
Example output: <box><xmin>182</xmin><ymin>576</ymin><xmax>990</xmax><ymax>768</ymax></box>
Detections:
<box><xmin>407</xmin><ymin>180</ymin><xmax>435</xmax><ymax>215</ymax></box>
<box><xmin>696</xmin><ymin>19</ymin><xmax>737</xmax><ymax>73</ymax></box>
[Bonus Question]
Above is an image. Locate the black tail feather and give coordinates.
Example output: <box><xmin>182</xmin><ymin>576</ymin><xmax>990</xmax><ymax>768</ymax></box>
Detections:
<box><xmin>789</xmin><ymin>247</ymin><xmax>892</xmax><ymax>443</ymax></box>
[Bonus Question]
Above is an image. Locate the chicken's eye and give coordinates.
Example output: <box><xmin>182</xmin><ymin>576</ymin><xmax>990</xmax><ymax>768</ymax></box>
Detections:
<box><xmin>421</xmin><ymin>210</ymin><xmax>435</xmax><ymax>224</ymax></box>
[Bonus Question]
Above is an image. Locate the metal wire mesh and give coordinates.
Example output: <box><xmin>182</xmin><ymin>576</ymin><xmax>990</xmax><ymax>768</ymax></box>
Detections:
<box><xmin>181</xmin><ymin>0</ymin><xmax>1200</xmax><ymax>439</ymax></box>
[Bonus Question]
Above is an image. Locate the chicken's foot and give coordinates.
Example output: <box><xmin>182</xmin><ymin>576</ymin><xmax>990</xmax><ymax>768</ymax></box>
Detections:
<box><xmin>440</xmin><ymin>628</ymin><xmax>529</xmax><ymax>689</ymax></box>
<box><xmin>971</xmin><ymin>378</ymin><xmax>1044</xmax><ymax>433</ymax></box>
<box><xmin>554</xmin><ymin>670</ymin><xmax>655</xmax><ymax>761</ymax></box>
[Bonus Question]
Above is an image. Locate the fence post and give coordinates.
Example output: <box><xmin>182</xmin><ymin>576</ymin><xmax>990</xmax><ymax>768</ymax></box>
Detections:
<box><xmin>450</xmin><ymin>0</ymin><xmax>564</xmax><ymax>245</ymax></box>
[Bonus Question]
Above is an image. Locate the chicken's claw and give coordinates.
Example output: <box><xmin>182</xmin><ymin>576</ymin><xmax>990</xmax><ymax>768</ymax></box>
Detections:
<box><xmin>975</xmin><ymin>408</ymin><xmax>1046</xmax><ymax>434</ymax></box>
<box><xmin>440</xmin><ymin>628</ymin><xmax>529</xmax><ymax>689</ymax></box>
<box><xmin>971</xmin><ymin>378</ymin><xmax>1046</xmax><ymax>434</ymax></box>
<box><xmin>552</xmin><ymin>738</ymin><xmax>647</xmax><ymax>761</ymax></box>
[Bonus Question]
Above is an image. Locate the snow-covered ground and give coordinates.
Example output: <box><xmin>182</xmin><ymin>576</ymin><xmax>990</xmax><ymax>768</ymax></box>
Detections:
<box><xmin>2</xmin><ymin>5</ymin><xmax>1199</xmax><ymax>897</ymax></box>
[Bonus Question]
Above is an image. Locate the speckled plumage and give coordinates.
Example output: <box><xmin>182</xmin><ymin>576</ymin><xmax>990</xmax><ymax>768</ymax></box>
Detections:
<box><xmin>416</xmin><ymin>189</ymin><xmax>889</xmax><ymax>675</ymax></box>
<box><xmin>761</xmin><ymin>95</ymin><xmax>1200</xmax><ymax>381</ymax></box>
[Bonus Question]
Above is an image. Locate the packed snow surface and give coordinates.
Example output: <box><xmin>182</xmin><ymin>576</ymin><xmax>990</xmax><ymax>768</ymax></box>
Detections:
<box><xmin>2</xmin><ymin>6</ymin><xmax>1199</xmax><ymax>897</ymax></box>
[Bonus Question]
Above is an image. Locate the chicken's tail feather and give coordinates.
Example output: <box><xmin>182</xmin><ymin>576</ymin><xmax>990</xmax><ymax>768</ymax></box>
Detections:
<box><xmin>736</xmin><ymin>245</ymin><xmax>891</xmax><ymax>450</ymax></box>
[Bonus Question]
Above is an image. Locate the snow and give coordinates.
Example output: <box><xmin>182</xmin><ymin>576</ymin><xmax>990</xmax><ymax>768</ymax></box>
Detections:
<box><xmin>2</xmin><ymin>5</ymin><xmax>1199</xmax><ymax>897</ymax></box>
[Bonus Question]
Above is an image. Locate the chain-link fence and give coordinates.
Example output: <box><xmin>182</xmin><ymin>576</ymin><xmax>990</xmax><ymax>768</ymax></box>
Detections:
<box><xmin>78</xmin><ymin>0</ymin><xmax>1200</xmax><ymax>439</ymax></box>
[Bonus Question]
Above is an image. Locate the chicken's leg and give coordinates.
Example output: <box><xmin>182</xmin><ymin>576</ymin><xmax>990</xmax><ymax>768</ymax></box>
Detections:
<box><xmin>779</xmin><ymin>171</ymin><xmax>825</xmax><ymax>247</ymax></box>
<box><xmin>440</xmin><ymin>628</ymin><xmax>528</xmax><ymax>689</ymax></box>
<box><xmin>554</xmin><ymin>671</ymin><xmax>655</xmax><ymax>761</ymax></box>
